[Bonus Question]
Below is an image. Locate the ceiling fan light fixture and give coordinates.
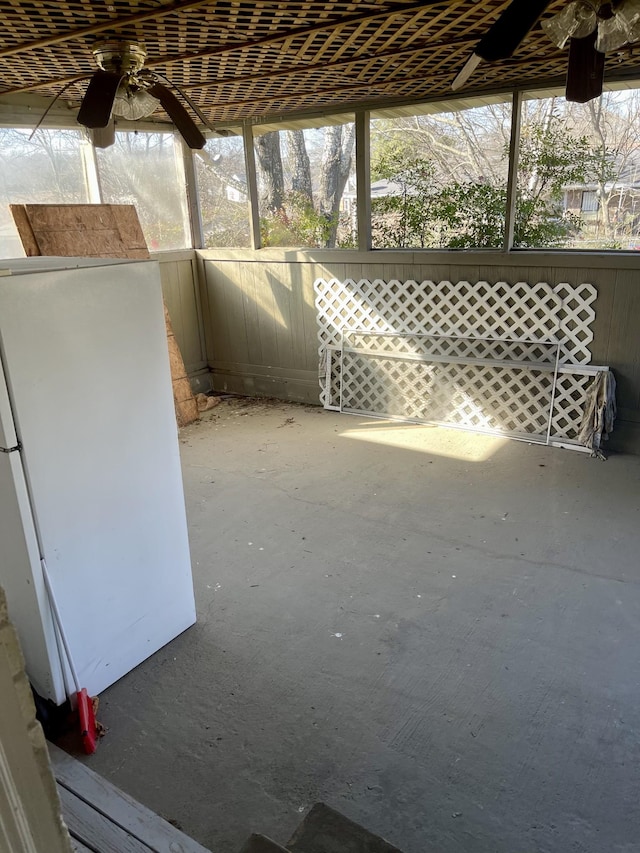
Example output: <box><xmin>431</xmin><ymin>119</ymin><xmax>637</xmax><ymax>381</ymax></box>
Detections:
<box><xmin>111</xmin><ymin>85</ymin><xmax>160</xmax><ymax>120</ymax></box>
<box><xmin>541</xmin><ymin>1</ymin><xmax>597</xmax><ymax>48</ymax></box>
<box><xmin>596</xmin><ymin>12</ymin><xmax>630</xmax><ymax>51</ymax></box>
<box><xmin>613</xmin><ymin>0</ymin><xmax>640</xmax><ymax>38</ymax></box>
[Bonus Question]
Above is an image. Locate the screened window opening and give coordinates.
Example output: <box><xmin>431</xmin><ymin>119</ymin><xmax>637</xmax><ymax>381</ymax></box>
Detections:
<box><xmin>516</xmin><ymin>90</ymin><xmax>640</xmax><ymax>250</ymax></box>
<box><xmin>96</xmin><ymin>131</ymin><xmax>191</xmax><ymax>251</ymax></box>
<box><xmin>0</xmin><ymin>128</ymin><xmax>94</xmax><ymax>259</ymax></box>
<box><xmin>195</xmin><ymin>135</ymin><xmax>250</xmax><ymax>248</ymax></box>
<box><xmin>370</xmin><ymin>100</ymin><xmax>512</xmax><ymax>250</ymax></box>
<box><xmin>254</xmin><ymin>121</ymin><xmax>356</xmax><ymax>249</ymax></box>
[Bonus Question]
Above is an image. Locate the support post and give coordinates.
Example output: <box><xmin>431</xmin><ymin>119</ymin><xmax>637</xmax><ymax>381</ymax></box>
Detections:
<box><xmin>243</xmin><ymin>122</ymin><xmax>262</xmax><ymax>250</ymax></box>
<box><xmin>80</xmin><ymin>137</ymin><xmax>102</xmax><ymax>204</ymax></box>
<box><xmin>504</xmin><ymin>90</ymin><xmax>523</xmax><ymax>252</ymax></box>
<box><xmin>356</xmin><ymin>110</ymin><xmax>371</xmax><ymax>251</ymax></box>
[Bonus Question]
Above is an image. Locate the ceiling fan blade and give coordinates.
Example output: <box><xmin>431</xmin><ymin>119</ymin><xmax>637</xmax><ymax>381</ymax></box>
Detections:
<box><xmin>147</xmin><ymin>82</ymin><xmax>206</xmax><ymax>149</ymax></box>
<box><xmin>566</xmin><ymin>31</ymin><xmax>605</xmax><ymax>103</ymax></box>
<box><xmin>77</xmin><ymin>71</ymin><xmax>123</xmax><ymax>128</ymax></box>
<box><xmin>476</xmin><ymin>0</ymin><xmax>552</xmax><ymax>61</ymax></box>
<box><xmin>453</xmin><ymin>0</ymin><xmax>552</xmax><ymax>91</ymax></box>
<box><xmin>89</xmin><ymin>119</ymin><xmax>116</xmax><ymax>149</ymax></box>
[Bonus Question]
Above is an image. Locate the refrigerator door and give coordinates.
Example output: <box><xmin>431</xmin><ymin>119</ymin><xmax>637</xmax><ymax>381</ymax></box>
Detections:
<box><xmin>0</xmin><ymin>361</ymin><xmax>65</xmax><ymax>701</ymax></box>
<box><xmin>0</xmin><ymin>354</ymin><xmax>18</xmax><ymax>449</ymax></box>
<box><xmin>0</xmin><ymin>450</ymin><xmax>65</xmax><ymax>702</ymax></box>
<box><xmin>0</xmin><ymin>260</ymin><xmax>196</xmax><ymax>701</ymax></box>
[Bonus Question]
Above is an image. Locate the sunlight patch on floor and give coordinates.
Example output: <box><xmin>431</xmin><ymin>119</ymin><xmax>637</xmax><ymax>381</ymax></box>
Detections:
<box><xmin>339</xmin><ymin>419</ymin><xmax>509</xmax><ymax>462</ymax></box>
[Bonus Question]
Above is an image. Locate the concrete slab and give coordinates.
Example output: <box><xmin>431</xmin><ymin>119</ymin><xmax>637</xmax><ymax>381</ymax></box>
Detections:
<box><xmin>83</xmin><ymin>399</ymin><xmax>640</xmax><ymax>853</ymax></box>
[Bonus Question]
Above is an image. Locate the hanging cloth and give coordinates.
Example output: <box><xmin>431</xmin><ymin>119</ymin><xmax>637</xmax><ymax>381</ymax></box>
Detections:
<box><xmin>578</xmin><ymin>370</ymin><xmax>617</xmax><ymax>459</ymax></box>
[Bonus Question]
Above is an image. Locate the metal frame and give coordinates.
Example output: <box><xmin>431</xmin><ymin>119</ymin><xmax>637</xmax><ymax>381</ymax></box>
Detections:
<box><xmin>334</xmin><ymin>329</ymin><xmax>606</xmax><ymax>452</ymax></box>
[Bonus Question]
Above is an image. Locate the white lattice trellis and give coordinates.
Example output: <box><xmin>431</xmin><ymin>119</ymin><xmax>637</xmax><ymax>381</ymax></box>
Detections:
<box><xmin>315</xmin><ymin>278</ymin><xmax>606</xmax><ymax>451</ymax></box>
<box><xmin>315</xmin><ymin>279</ymin><xmax>598</xmax><ymax>402</ymax></box>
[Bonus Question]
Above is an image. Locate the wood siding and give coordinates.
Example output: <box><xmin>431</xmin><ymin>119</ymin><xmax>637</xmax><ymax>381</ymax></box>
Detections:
<box><xmin>199</xmin><ymin>249</ymin><xmax>640</xmax><ymax>453</ymax></box>
<box><xmin>155</xmin><ymin>251</ymin><xmax>208</xmax><ymax>385</ymax></box>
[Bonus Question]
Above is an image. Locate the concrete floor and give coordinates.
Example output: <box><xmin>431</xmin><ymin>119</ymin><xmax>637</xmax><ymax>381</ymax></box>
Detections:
<box><xmin>86</xmin><ymin>398</ymin><xmax>640</xmax><ymax>853</ymax></box>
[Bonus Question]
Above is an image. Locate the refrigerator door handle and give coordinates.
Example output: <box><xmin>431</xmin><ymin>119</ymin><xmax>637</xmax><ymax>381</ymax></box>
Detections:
<box><xmin>1</xmin><ymin>442</ymin><xmax>22</xmax><ymax>453</ymax></box>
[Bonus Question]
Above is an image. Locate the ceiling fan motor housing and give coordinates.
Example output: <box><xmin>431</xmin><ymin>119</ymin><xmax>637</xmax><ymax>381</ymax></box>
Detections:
<box><xmin>92</xmin><ymin>40</ymin><xmax>147</xmax><ymax>76</ymax></box>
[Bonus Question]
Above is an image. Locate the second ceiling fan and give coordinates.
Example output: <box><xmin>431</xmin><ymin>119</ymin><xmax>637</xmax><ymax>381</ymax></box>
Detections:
<box><xmin>453</xmin><ymin>0</ymin><xmax>640</xmax><ymax>104</ymax></box>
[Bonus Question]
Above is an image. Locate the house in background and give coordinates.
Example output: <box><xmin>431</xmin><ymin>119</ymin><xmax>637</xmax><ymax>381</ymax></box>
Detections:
<box><xmin>563</xmin><ymin>152</ymin><xmax>640</xmax><ymax>249</ymax></box>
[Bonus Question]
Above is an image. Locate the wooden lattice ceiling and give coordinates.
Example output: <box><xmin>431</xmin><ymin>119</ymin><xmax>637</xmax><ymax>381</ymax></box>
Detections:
<box><xmin>1</xmin><ymin>0</ymin><xmax>640</xmax><ymax>130</ymax></box>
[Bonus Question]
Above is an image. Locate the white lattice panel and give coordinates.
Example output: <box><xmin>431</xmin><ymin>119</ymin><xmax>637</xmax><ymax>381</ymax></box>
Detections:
<box><xmin>315</xmin><ymin>278</ymin><xmax>598</xmax><ymax>405</ymax></box>
<box><xmin>552</xmin><ymin>371</ymin><xmax>597</xmax><ymax>442</ymax></box>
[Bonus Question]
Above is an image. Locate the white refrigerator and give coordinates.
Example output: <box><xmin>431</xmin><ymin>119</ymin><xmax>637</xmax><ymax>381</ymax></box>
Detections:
<box><xmin>0</xmin><ymin>258</ymin><xmax>196</xmax><ymax>705</ymax></box>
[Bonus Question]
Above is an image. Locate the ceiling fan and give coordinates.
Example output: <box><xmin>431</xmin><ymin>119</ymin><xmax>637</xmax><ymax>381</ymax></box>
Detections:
<box><xmin>452</xmin><ymin>0</ymin><xmax>640</xmax><ymax>104</ymax></box>
<box><xmin>32</xmin><ymin>39</ymin><xmax>208</xmax><ymax>149</ymax></box>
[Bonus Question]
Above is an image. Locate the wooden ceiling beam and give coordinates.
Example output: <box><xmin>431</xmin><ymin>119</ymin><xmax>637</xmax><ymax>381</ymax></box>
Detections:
<box><xmin>205</xmin><ymin>41</ymin><xmax>484</xmax><ymax>113</ymax></box>
<box><xmin>0</xmin><ymin>0</ymin><xmax>220</xmax><ymax>60</ymax></box>
<box><xmin>180</xmin><ymin>34</ymin><xmax>481</xmax><ymax>92</ymax></box>
<box><xmin>145</xmin><ymin>0</ymin><xmax>450</xmax><ymax>69</ymax></box>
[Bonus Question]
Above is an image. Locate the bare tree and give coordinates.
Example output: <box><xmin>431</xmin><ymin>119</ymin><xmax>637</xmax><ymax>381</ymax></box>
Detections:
<box><xmin>286</xmin><ymin>130</ymin><xmax>312</xmax><ymax>201</ymax></box>
<box><xmin>255</xmin><ymin>131</ymin><xmax>284</xmax><ymax>213</ymax></box>
<box><xmin>317</xmin><ymin>124</ymin><xmax>355</xmax><ymax>246</ymax></box>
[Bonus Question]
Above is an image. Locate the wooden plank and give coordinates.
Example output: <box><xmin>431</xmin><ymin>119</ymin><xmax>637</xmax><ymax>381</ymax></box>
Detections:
<box><xmin>57</xmin><ymin>786</ymin><xmax>152</xmax><ymax>853</ymax></box>
<box><xmin>607</xmin><ymin>269</ymin><xmax>640</xmax><ymax>412</ymax></box>
<box><xmin>289</xmin><ymin>261</ymin><xmax>313</xmax><ymax>378</ymax></box>
<box><xmin>178</xmin><ymin>260</ymin><xmax>204</xmax><ymax>370</ymax></box>
<box><xmin>49</xmin><ymin>744</ymin><xmax>211</xmax><ymax>853</ymax></box>
<box><xmin>223</xmin><ymin>260</ymin><xmax>252</xmax><ymax>367</ymax></box>
<box><xmin>269</xmin><ymin>261</ymin><xmax>295</xmax><ymax>368</ymax></box>
<box><xmin>194</xmin><ymin>253</ymin><xmax>215</xmax><ymax>365</ymax></box>
<box><xmin>189</xmin><ymin>256</ymin><xmax>208</xmax><ymax>364</ymax></box>
<box><xmin>240</xmin><ymin>260</ymin><xmax>265</xmax><ymax>368</ymax></box>
<box><xmin>70</xmin><ymin>839</ymin><xmax>94</xmax><ymax>853</ymax></box>
<box><xmin>251</xmin><ymin>263</ymin><xmax>280</xmax><ymax>368</ymax></box>
<box><xmin>587</xmin><ymin>269</ymin><xmax>616</xmax><ymax>366</ymax></box>
<box><xmin>203</xmin><ymin>261</ymin><xmax>232</xmax><ymax>367</ymax></box>
<box><xmin>297</xmin><ymin>261</ymin><xmax>322</xmax><ymax>372</ymax></box>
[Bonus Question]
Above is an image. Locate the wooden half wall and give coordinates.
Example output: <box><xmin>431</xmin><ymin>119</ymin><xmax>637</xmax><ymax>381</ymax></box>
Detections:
<box><xmin>155</xmin><ymin>250</ymin><xmax>210</xmax><ymax>393</ymax></box>
<box><xmin>198</xmin><ymin>248</ymin><xmax>640</xmax><ymax>454</ymax></box>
